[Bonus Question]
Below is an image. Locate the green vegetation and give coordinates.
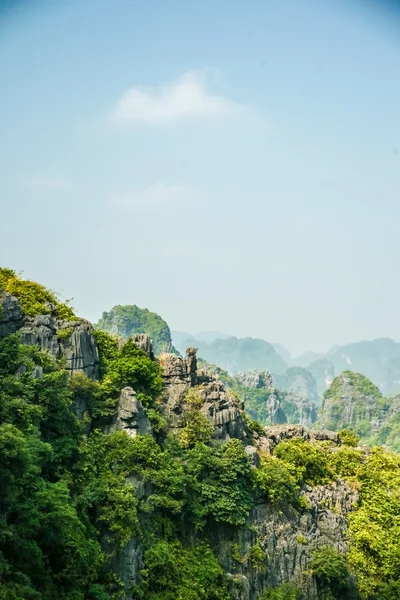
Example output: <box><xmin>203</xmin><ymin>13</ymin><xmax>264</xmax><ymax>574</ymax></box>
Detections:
<box><xmin>258</xmin><ymin>583</ymin><xmax>300</xmax><ymax>599</ymax></box>
<box><xmin>324</xmin><ymin>371</ymin><xmax>382</xmax><ymax>402</ymax></box>
<box><xmin>135</xmin><ymin>540</ymin><xmax>230</xmax><ymax>600</ymax></box>
<box><xmin>91</xmin><ymin>329</ymin><xmax>163</xmax><ymax>418</ymax></box>
<box><xmin>0</xmin><ymin>267</ymin><xmax>77</xmax><ymax>319</ymax></box>
<box><xmin>348</xmin><ymin>448</ymin><xmax>400</xmax><ymax>599</ymax></box>
<box><xmin>3</xmin><ymin>272</ymin><xmax>400</xmax><ymax>599</ymax></box>
<box><xmin>95</xmin><ymin>304</ymin><xmax>177</xmax><ymax>355</ymax></box>
<box><xmin>310</xmin><ymin>547</ymin><xmax>353</xmax><ymax>600</ymax></box>
<box><xmin>252</xmin><ymin>455</ymin><xmax>299</xmax><ymax>504</ymax></box>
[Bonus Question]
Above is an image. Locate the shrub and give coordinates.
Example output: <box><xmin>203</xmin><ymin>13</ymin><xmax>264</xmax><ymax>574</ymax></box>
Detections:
<box><xmin>310</xmin><ymin>547</ymin><xmax>352</xmax><ymax>599</ymax></box>
<box><xmin>177</xmin><ymin>389</ymin><xmax>213</xmax><ymax>448</ymax></box>
<box><xmin>258</xmin><ymin>583</ymin><xmax>300</xmax><ymax>599</ymax></box>
<box><xmin>252</xmin><ymin>455</ymin><xmax>299</xmax><ymax>504</ymax></box>
<box><xmin>135</xmin><ymin>540</ymin><xmax>230</xmax><ymax>600</ymax></box>
<box><xmin>338</xmin><ymin>429</ymin><xmax>360</xmax><ymax>447</ymax></box>
<box><xmin>274</xmin><ymin>439</ymin><xmax>332</xmax><ymax>486</ymax></box>
<box><xmin>0</xmin><ymin>267</ymin><xmax>77</xmax><ymax>320</ymax></box>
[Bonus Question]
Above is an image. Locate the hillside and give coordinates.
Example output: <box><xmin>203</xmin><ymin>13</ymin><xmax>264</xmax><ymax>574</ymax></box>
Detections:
<box><xmin>1</xmin><ymin>267</ymin><xmax>400</xmax><ymax>600</ymax></box>
<box><xmin>95</xmin><ymin>304</ymin><xmax>177</xmax><ymax>355</ymax></box>
<box><xmin>326</xmin><ymin>338</ymin><xmax>400</xmax><ymax>394</ymax></box>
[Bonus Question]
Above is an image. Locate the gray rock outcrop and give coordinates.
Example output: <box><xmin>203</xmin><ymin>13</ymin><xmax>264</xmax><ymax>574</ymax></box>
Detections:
<box><xmin>213</xmin><ymin>477</ymin><xmax>357</xmax><ymax>600</ymax></box>
<box><xmin>105</xmin><ymin>387</ymin><xmax>153</xmax><ymax>438</ymax></box>
<box><xmin>0</xmin><ymin>293</ymin><xmax>100</xmax><ymax>379</ymax></box>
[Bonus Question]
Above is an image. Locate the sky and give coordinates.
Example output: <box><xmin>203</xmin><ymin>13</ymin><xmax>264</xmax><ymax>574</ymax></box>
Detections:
<box><xmin>1</xmin><ymin>0</ymin><xmax>400</xmax><ymax>356</ymax></box>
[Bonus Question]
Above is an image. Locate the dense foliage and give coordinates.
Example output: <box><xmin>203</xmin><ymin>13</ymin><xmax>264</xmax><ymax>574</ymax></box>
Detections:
<box><xmin>0</xmin><ymin>268</ymin><xmax>76</xmax><ymax>320</ymax></box>
<box><xmin>2</xmin><ymin>271</ymin><xmax>400</xmax><ymax>600</ymax></box>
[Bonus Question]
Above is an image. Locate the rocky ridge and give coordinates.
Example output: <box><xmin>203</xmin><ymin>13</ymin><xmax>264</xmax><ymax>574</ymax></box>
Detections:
<box><xmin>0</xmin><ymin>290</ymin><xmax>360</xmax><ymax>600</ymax></box>
<box><xmin>109</xmin><ymin>344</ymin><xmax>358</xmax><ymax>599</ymax></box>
<box><xmin>0</xmin><ymin>291</ymin><xmax>99</xmax><ymax>379</ymax></box>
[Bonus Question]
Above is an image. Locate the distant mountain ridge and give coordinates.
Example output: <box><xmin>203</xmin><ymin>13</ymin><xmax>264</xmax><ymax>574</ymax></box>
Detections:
<box><xmin>183</xmin><ymin>336</ymin><xmax>288</xmax><ymax>376</ymax></box>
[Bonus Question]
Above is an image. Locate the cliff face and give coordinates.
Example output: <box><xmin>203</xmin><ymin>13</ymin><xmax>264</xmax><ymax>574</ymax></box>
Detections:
<box><xmin>213</xmin><ymin>478</ymin><xmax>356</xmax><ymax>600</ymax></box>
<box><xmin>0</xmin><ymin>290</ymin><xmax>359</xmax><ymax>599</ymax></box>
<box><xmin>0</xmin><ymin>291</ymin><xmax>99</xmax><ymax>379</ymax></box>
<box><xmin>318</xmin><ymin>371</ymin><xmax>385</xmax><ymax>432</ymax></box>
<box><xmin>108</xmin><ymin>345</ymin><xmax>357</xmax><ymax>600</ymax></box>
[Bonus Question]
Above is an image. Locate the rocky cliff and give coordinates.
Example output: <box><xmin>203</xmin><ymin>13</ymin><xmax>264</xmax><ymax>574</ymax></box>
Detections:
<box><xmin>0</xmin><ymin>291</ymin><xmax>99</xmax><ymax>379</ymax></box>
<box><xmin>107</xmin><ymin>344</ymin><xmax>358</xmax><ymax>599</ymax></box>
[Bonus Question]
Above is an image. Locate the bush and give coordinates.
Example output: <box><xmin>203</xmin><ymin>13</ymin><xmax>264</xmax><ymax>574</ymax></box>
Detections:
<box><xmin>135</xmin><ymin>540</ymin><xmax>230</xmax><ymax>600</ymax></box>
<box><xmin>177</xmin><ymin>389</ymin><xmax>213</xmax><ymax>448</ymax></box>
<box><xmin>310</xmin><ymin>547</ymin><xmax>352</xmax><ymax>599</ymax></box>
<box><xmin>252</xmin><ymin>455</ymin><xmax>299</xmax><ymax>504</ymax></box>
<box><xmin>274</xmin><ymin>439</ymin><xmax>332</xmax><ymax>486</ymax></box>
<box><xmin>258</xmin><ymin>583</ymin><xmax>300</xmax><ymax>599</ymax></box>
<box><xmin>0</xmin><ymin>267</ymin><xmax>77</xmax><ymax>319</ymax></box>
<box><xmin>185</xmin><ymin>440</ymin><xmax>253</xmax><ymax>528</ymax></box>
<box><xmin>338</xmin><ymin>429</ymin><xmax>360</xmax><ymax>447</ymax></box>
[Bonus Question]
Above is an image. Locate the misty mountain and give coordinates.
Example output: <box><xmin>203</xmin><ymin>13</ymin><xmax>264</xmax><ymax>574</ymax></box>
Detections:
<box><xmin>272</xmin><ymin>343</ymin><xmax>292</xmax><ymax>365</ymax></box>
<box><xmin>172</xmin><ymin>330</ymin><xmax>231</xmax><ymax>354</ymax></box>
<box><xmin>190</xmin><ymin>336</ymin><xmax>288</xmax><ymax>375</ymax></box>
<box><xmin>326</xmin><ymin>338</ymin><xmax>400</xmax><ymax>394</ymax></box>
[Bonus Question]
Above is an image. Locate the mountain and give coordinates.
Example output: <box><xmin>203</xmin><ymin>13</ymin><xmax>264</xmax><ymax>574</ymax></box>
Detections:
<box><xmin>95</xmin><ymin>304</ymin><xmax>177</xmax><ymax>355</ymax></box>
<box><xmin>200</xmin><ymin>363</ymin><xmax>318</xmax><ymax>427</ymax></box>
<box><xmin>292</xmin><ymin>351</ymin><xmax>324</xmax><ymax>367</ymax></box>
<box><xmin>171</xmin><ymin>329</ymin><xmax>193</xmax><ymax>350</ymax></box>
<box><xmin>318</xmin><ymin>371</ymin><xmax>386</xmax><ymax>433</ymax></box>
<box><xmin>326</xmin><ymin>338</ymin><xmax>400</xmax><ymax>392</ymax></box>
<box><xmin>172</xmin><ymin>330</ymin><xmax>231</xmax><ymax>354</ymax></box>
<box><xmin>272</xmin><ymin>342</ymin><xmax>292</xmax><ymax>365</ymax></box>
<box><xmin>192</xmin><ymin>336</ymin><xmax>288</xmax><ymax>375</ymax></box>
<box><xmin>1</xmin><ymin>267</ymin><xmax>400</xmax><ymax>599</ymax></box>
<box><xmin>317</xmin><ymin>369</ymin><xmax>400</xmax><ymax>450</ymax></box>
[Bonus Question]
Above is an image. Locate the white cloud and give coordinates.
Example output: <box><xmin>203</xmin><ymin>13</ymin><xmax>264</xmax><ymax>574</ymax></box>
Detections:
<box><xmin>110</xmin><ymin>71</ymin><xmax>246</xmax><ymax>125</ymax></box>
<box><xmin>112</xmin><ymin>182</ymin><xmax>197</xmax><ymax>211</ymax></box>
<box><xmin>24</xmin><ymin>174</ymin><xmax>71</xmax><ymax>192</ymax></box>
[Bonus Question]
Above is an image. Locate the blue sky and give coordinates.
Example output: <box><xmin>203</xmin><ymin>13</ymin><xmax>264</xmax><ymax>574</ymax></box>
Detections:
<box><xmin>1</xmin><ymin>0</ymin><xmax>400</xmax><ymax>355</ymax></box>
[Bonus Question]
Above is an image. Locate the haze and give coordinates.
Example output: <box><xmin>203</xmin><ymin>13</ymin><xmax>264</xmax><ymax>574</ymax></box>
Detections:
<box><xmin>1</xmin><ymin>0</ymin><xmax>400</xmax><ymax>355</ymax></box>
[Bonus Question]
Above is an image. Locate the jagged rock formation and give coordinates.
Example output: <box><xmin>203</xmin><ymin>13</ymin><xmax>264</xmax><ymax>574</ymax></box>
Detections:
<box><xmin>0</xmin><ymin>292</ymin><xmax>23</xmax><ymax>337</ymax></box>
<box><xmin>213</xmin><ymin>478</ymin><xmax>357</xmax><ymax>599</ymax></box>
<box><xmin>155</xmin><ymin>349</ymin><xmax>356</xmax><ymax>600</ymax></box>
<box><xmin>254</xmin><ymin>424</ymin><xmax>339</xmax><ymax>454</ymax></box>
<box><xmin>233</xmin><ymin>369</ymin><xmax>318</xmax><ymax>428</ymax></box>
<box><xmin>105</xmin><ymin>387</ymin><xmax>153</xmax><ymax>438</ymax></box>
<box><xmin>0</xmin><ymin>292</ymin><xmax>100</xmax><ymax>379</ymax></box>
<box><xmin>161</xmin><ymin>347</ymin><xmax>251</xmax><ymax>442</ymax></box>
